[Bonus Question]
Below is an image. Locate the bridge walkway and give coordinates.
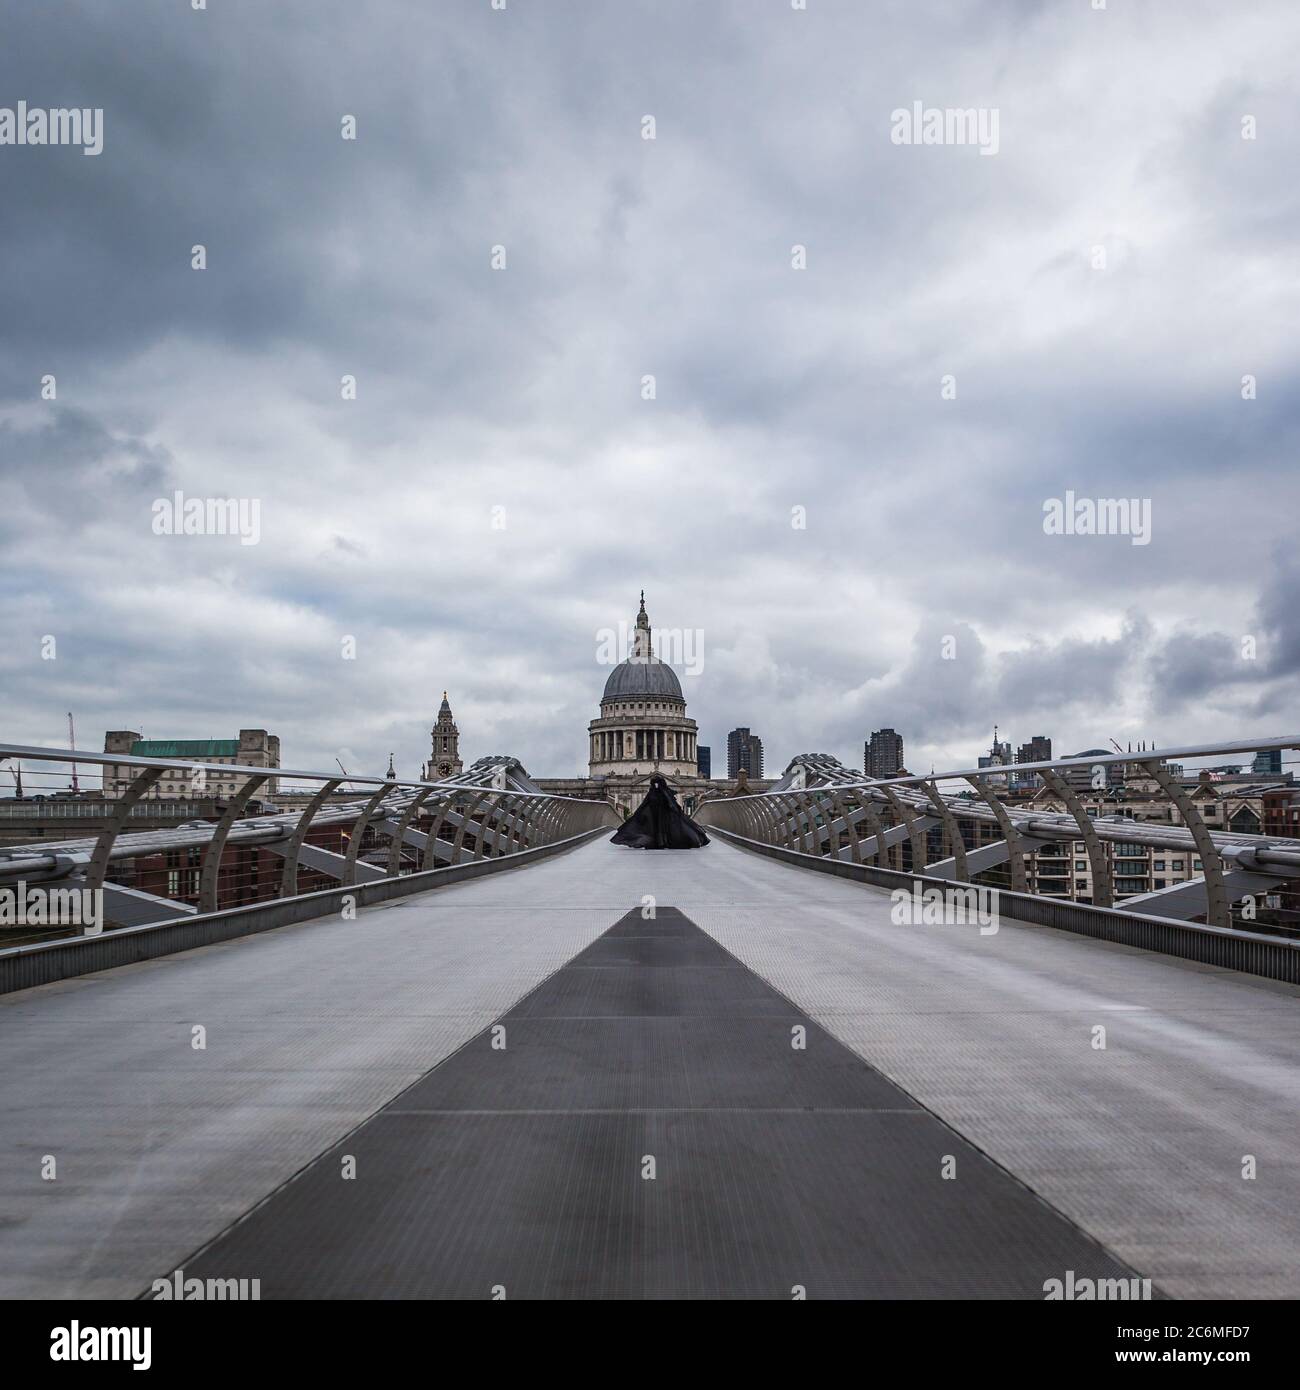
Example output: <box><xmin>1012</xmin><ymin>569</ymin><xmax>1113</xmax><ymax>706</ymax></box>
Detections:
<box><xmin>0</xmin><ymin>836</ymin><xmax>1296</xmax><ymax>1298</ymax></box>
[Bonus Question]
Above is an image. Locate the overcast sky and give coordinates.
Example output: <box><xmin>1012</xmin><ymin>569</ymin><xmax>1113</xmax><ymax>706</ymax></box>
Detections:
<box><xmin>1</xmin><ymin>0</ymin><xmax>1297</xmax><ymax>788</ymax></box>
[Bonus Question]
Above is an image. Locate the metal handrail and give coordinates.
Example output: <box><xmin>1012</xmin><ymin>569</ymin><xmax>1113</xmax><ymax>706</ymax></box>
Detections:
<box><xmin>695</xmin><ymin>739</ymin><xmax>1300</xmax><ymax>930</ymax></box>
<box><xmin>0</xmin><ymin>746</ymin><xmax>617</xmax><ymax>921</ymax></box>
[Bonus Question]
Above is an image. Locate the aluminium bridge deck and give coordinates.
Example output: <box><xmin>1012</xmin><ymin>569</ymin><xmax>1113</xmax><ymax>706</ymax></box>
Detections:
<box><xmin>1</xmin><ymin>836</ymin><xmax>1297</xmax><ymax>1299</ymax></box>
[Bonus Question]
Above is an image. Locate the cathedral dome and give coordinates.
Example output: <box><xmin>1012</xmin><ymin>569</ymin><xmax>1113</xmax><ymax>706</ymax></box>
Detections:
<box><xmin>589</xmin><ymin>591</ymin><xmax>699</xmax><ymax>782</ymax></box>
<box><xmin>602</xmin><ymin>657</ymin><xmax>683</xmax><ymax>703</ymax></box>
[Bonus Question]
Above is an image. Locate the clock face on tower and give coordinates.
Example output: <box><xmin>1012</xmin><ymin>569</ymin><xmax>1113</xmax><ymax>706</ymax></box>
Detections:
<box><xmin>438</xmin><ymin>762</ymin><xmax>452</xmax><ymax>776</ymax></box>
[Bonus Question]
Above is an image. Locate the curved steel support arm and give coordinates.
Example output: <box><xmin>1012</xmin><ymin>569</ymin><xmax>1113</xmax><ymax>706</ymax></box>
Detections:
<box><xmin>530</xmin><ymin>798</ymin><xmax>558</xmax><ymax>847</ymax></box>
<box><xmin>793</xmin><ymin>792</ymin><xmax>821</xmax><ymax>855</ymax></box>
<box><xmin>86</xmin><ymin>766</ymin><xmax>168</xmax><ymax>893</ymax></box>
<box><xmin>1039</xmin><ymin>768</ymin><xmax>1113</xmax><ymax>908</ymax></box>
<box><xmin>344</xmin><ymin>781</ymin><xmax>397</xmax><ymax>886</ymax></box>
<box><xmin>475</xmin><ymin>792</ymin><xmax>508</xmax><ymax>861</ymax></box>
<box><xmin>421</xmin><ymin>792</ymin><xmax>455</xmax><ymax>871</ymax></box>
<box><xmin>880</xmin><ymin>786</ymin><xmax>927</xmax><ymax>872</ymax></box>
<box><xmin>754</xmin><ymin>796</ymin><xmax>784</xmax><ymax>846</ymax></box>
<box><xmin>829</xmin><ymin>791</ymin><xmax>862</xmax><ymax>863</ymax></box>
<box><xmin>859</xmin><ymin>799</ymin><xmax>892</xmax><ymax>866</ymax></box>
<box><xmin>389</xmin><ymin>788</ymin><xmax>434</xmax><ymax>875</ymax></box>
<box><xmin>754</xmin><ymin>797</ymin><xmax>784</xmax><ymax>845</ymax></box>
<box><xmin>922</xmin><ymin>781</ymin><xmax>968</xmax><ymax>881</ymax></box>
<box><xmin>497</xmin><ymin>795</ymin><xmax>524</xmax><ymax>856</ymax></box>
<box><xmin>512</xmin><ymin>798</ymin><xmax>541</xmax><ymax>851</ymax></box>
<box><xmin>729</xmin><ymin>798</ymin><xmax>756</xmax><ymax>839</ymax></box>
<box><xmin>199</xmin><ymin>773</ymin><xmax>270</xmax><ymax>912</ymax></box>
<box><xmin>279</xmin><ymin>779</ymin><xmax>343</xmax><ymax>898</ymax></box>
<box><xmin>1142</xmin><ymin>759</ymin><xmax>1229</xmax><ymax>928</ymax></box>
<box><xmin>965</xmin><ymin>776</ymin><xmax>1023</xmax><ymax>892</ymax></box>
<box><xmin>452</xmin><ymin>791</ymin><xmax>492</xmax><ymax>862</ymax></box>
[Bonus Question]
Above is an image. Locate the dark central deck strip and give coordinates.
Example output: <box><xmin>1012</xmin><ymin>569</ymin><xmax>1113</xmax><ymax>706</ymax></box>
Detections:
<box><xmin>177</xmin><ymin>908</ymin><xmax>1138</xmax><ymax>1298</ymax></box>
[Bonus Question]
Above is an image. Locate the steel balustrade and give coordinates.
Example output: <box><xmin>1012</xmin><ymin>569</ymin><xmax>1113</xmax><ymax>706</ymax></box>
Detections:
<box><xmin>967</xmin><ymin>775</ymin><xmax>1030</xmax><ymax>894</ymax></box>
<box><xmin>1142</xmin><ymin>759</ymin><xmax>1230</xmax><ymax>929</ymax></box>
<box><xmin>879</xmin><ymin>784</ymin><xmax>928</xmax><ymax>873</ymax></box>
<box><xmin>4</xmin><ymin>735</ymin><xmax>1299</xmax><ymax>940</ymax></box>
<box><xmin>199</xmin><ymin>773</ymin><xmax>271</xmax><ymax>913</ymax></box>
<box><xmin>922</xmin><ymin>780</ymin><xmax>969</xmax><ymax>881</ymax></box>
<box><xmin>695</xmin><ymin>739</ymin><xmax>1300</xmax><ymax>932</ymax></box>
<box><xmin>342</xmin><ymin>780</ymin><xmax>397</xmax><ymax>887</ymax></box>
<box><xmin>0</xmin><ymin>744</ymin><xmax>615</xmax><ymax>931</ymax></box>
<box><xmin>279</xmin><ymin>778</ymin><xmax>343</xmax><ymax>898</ymax></box>
<box><xmin>392</xmin><ymin>787</ymin><xmax>435</xmax><ymax>874</ymax></box>
<box><xmin>1039</xmin><ymin>767</ymin><xmax>1115</xmax><ymax>908</ymax></box>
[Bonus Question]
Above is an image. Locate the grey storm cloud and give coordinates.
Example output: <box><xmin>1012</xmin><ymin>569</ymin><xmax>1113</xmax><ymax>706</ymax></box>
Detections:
<box><xmin>1148</xmin><ymin>550</ymin><xmax>1300</xmax><ymax>720</ymax></box>
<box><xmin>1256</xmin><ymin>551</ymin><xmax>1300</xmax><ymax>680</ymax></box>
<box><xmin>1</xmin><ymin>0</ymin><xmax>1297</xmax><ymax>779</ymax></box>
<box><xmin>0</xmin><ymin>408</ymin><xmax>173</xmax><ymax>540</ymax></box>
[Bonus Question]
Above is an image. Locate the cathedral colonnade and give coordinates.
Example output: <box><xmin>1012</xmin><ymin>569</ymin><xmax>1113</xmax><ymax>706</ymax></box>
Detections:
<box><xmin>590</xmin><ymin>728</ymin><xmax>697</xmax><ymax>764</ymax></box>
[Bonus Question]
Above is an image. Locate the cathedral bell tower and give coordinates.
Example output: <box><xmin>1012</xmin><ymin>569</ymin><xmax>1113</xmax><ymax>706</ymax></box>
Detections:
<box><xmin>424</xmin><ymin>692</ymin><xmax>463</xmax><ymax>781</ymax></box>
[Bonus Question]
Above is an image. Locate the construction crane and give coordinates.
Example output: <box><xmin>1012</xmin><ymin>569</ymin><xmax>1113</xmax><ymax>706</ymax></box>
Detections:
<box><xmin>67</xmin><ymin>712</ymin><xmax>79</xmax><ymax>793</ymax></box>
<box><xmin>1</xmin><ymin>759</ymin><xmax>23</xmax><ymax>798</ymax></box>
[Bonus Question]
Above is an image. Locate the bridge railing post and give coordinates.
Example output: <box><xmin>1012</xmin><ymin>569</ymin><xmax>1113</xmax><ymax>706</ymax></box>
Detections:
<box><xmin>531</xmin><ymin>798</ymin><xmax>557</xmax><ymax>847</ymax></box>
<box><xmin>791</xmin><ymin>791</ymin><xmax>817</xmax><ymax>855</ymax></box>
<box><xmin>880</xmin><ymin>786</ymin><xmax>926</xmax><ymax>872</ymax></box>
<box><xmin>474</xmin><ymin>793</ymin><xmax>505</xmax><ymax>861</ymax></box>
<box><xmin>1143</xmin><ymin>759</ymin><xmax>1230</xmax><ymax>929</ymax></box>
<box><xmin>450</xmin><ymin>791</ymin><xmax>491</xmax><ymax>863</ymax></box>
<box><xmin>776</xmin><ymin>794</ymin><xmax>801</xmax><ymax>850</ymax></box>
<box><xmin>1039</xmin><ymin>769</ymin><xmax>1113</xmax><ymax>907</ymax></box>
<box><xmin>965</xmin><ymin>775</ymin><xmax>1025</xmax><ymax>892</ymax></box>
<box><xmin>421</xmin><ymin>791</ymin><xmax>455</xmax><ymax>871</ymax></box>
<box><xmin>344</xmin><ymin>780</ymin><xmax>397</xmax><ymax>886</ymax></box>
<box><xmin>831</xmin><ymin>791</ymin><xmax>863</xmax><ymax>863</ymax></box>
<box><xmin>85</xmin><ymin>766</ymin><xmax>168</xmax><ymax>897</ymax></box>
<box><xmin>493</xmin><ymin>793</ymin><xmax>521</xmax><ymax>856</ymax></box>
<box><xmin>278</xmin><ymin>779</ymin><xmax>342</xmax><ymax>899</ymax></box>
<box><xmin>859</xmin><ymin>797</ymin><xmax>890</xmax><ymax>866</ymax></box>
<box><xmin>390</xmin><ymin>788</ymin><xmax>435</xmax><ymax>876</ymax></box>
<box><xmin>922</xmin><ymin>781</ymin><xmax>968</xmax><ymax>881</ymax></box>
<box><xmin>199</xmin><ymin>773</ymin><xmax>270</xmax><ymax>912</ymax></box>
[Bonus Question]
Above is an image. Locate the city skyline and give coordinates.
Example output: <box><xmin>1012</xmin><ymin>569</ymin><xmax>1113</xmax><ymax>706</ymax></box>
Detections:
<box><xmin>2</xmin><ymin>2</ymin><xmax>1297</xmax><ymax>782</ymax></box>
<box><xmin>3</xmin><ymin>636</ymin><xmax>1295</xmax><ymax>789</ymax></box>
<box><xmin>3</xmin><ymin>0</ymin><xmax>1298</xmax><ymax>1325</ymax></box>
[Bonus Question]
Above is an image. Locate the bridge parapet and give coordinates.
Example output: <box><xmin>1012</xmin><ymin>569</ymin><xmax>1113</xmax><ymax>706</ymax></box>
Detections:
<box><xmin>696</xmin><ymin>737</ymin><xmax>1300</xmax><ymax>934</ymax></box>
<box><xmin>0</xmin><ymin>742</ymin><xmax>616</xmax><ymax>939</ymax></box>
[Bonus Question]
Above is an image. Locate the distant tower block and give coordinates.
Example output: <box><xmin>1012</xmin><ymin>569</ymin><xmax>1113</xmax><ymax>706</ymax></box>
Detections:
<box><xmin>425</xmin><ymin>693</ymin><xmax>463</xmax><ymax>780</ymax></box>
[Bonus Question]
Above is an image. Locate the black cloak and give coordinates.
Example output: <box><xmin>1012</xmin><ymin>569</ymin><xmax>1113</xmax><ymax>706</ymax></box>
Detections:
<box><xmin>611</xmin><ymin>775</ymin><xmax>710</xmax><ymax>849</ymax></box>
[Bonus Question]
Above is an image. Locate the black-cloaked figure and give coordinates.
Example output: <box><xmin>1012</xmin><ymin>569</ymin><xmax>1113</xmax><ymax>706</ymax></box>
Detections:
<box><xmin>611</xmin><ymin>775</ymin><xmax>710</xmax><ymax>849</ymax></box>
